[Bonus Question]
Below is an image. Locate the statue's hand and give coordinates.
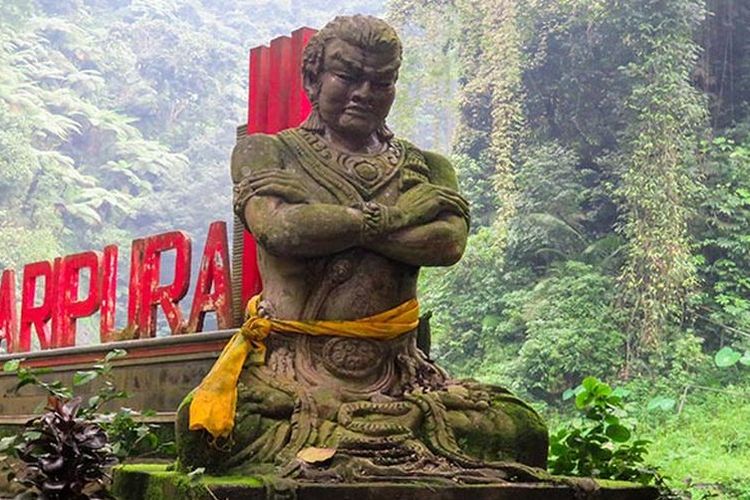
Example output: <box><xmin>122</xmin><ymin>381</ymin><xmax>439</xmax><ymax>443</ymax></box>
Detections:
<box><xmin>236</xmin><ymin>169</ymin><xmax>310</xmax><ymax>205</ymax></box>
<box><xmin>392</xmin><ymin>182</ymin><xmax>469</xmax><ymax>228</ymax></box>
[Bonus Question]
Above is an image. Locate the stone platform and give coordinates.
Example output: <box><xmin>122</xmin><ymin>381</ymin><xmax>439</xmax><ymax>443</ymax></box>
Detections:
<box><xmin>112</xmin><ymin>464</ymin><xmax>660</xmax><ymax>500</ymax></box>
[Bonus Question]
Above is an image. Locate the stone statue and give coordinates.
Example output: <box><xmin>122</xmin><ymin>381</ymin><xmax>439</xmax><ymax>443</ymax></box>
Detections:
<box><xmin>176</xmin><ymin>15</ymin><xmax>548</xmax><ymax>483</ymax></box>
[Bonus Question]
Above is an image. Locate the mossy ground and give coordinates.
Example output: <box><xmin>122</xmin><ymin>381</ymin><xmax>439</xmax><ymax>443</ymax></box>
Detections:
<box><xmin>112</xmin><ymin>464</ymin><xmax>264</xmax><ymax>500</ymax></box>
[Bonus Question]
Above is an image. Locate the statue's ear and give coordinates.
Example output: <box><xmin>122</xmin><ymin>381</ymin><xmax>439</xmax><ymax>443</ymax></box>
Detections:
<box><xmin>303</xmin><ymin>74</ymin><xmax>319</xmax><ymax>103</ymax></box>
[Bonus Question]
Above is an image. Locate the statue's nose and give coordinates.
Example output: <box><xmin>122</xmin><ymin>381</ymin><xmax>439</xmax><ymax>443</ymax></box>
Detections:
<box><xmin>351</xmin><ymin>80</ymin><xmax>373</xmax><ymax>102</ymax></box>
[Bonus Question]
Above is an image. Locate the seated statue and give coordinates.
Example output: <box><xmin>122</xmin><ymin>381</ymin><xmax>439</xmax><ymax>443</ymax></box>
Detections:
<box><xmin>176</xmin><ymin>14</ymin><xmax>548</xmax><ymax>483</ymax></box>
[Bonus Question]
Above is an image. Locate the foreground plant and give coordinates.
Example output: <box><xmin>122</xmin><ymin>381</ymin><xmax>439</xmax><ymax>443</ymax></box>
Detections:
<box><xmin>15</xmin><ymin>397</ymin><xmax>117</xmax><ymax>500</ymax></box>
<box><xmin>549</xmin><ymin>376</ymin><xmax>657</xmax><ymax>484</ymax></box>
<box><xmin>1</xmin><ymin>350</ymin><xmax>171</xmax><ymax>497</ymax></box>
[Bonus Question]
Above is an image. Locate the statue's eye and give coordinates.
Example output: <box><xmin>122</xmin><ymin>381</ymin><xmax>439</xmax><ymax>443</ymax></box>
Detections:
<box><xmin>335</xmin><ymin>72</ymin><xmax>356</xmax><ymax>83</ymax></box>
<box><xmin>373</xmin><ymin>80</ymin><xmax>393</xmax><ymax>90</ymax></box>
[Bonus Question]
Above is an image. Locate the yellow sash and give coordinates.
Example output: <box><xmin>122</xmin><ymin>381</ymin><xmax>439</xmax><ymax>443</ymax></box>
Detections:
<box><xmin>189</xmin><ymin>295</ymin><xmax>420</xmax><ymax>439</ymax></box>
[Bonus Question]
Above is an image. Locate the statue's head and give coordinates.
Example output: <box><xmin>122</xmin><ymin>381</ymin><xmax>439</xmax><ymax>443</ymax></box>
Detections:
<box><xmin>301</xmin><ymin>15</ymin><xmax>402</xmax><ymax>142</ymax></box>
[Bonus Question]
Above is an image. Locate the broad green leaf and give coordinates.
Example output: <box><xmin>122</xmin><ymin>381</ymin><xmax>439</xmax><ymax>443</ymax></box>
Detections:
<box><xmin>575</xmin><ymin>390</ymin><xmax>592</xmax><ymax>410</ymax></box>
<box><xmin>605</xmin><ymin>424</ymin><xmax>631</xmax><ymax>443</ymax></box>
<box><xmin>105</xmin><ymin>349</ymin><xmax>127</xmax><ymax>362</ymax></box>
<box><xmin>740</xmin><ymin>351</ymin><xmax>750</xmax><ymax>366</ymax></box>
<box><xmin>647</xmin><ymin>396</ymin><xmax>676</xmax><ymax>412</ymax></box>
<box><xmin>73</xmin><ymin>370</ymin><xmax>98</xmax><ymax>386</ymax></box>
<box><xmin>582</xmin><ymin>376</ymin><xmax>599</xmax><ymax>391</ymax></box>
<box><xmin>0</xmin><ymin>436</ymin><xmax>16</xmax><ymax>452</ymax></box>
<box><xmin>715</xmin><ymin>346</ymin><xmax>742</xmax><ymax>368</ymax></box>
<box><xmin>3</xmin><ymin>359</ymin><xmax>21</xmax><ymax>372</ymax></box>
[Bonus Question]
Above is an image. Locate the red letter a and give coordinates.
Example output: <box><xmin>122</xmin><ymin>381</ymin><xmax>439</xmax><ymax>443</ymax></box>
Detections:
<box><xmin>188</xmin><ymin>221</ymin><xmax>234</xmax><ymax>331</ymax></box>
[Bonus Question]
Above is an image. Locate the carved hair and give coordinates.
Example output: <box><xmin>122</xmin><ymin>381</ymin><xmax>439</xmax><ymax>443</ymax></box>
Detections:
<box><xmin>301</xmin><ymin>15</ymin><xmax>402</xmax><ymax>140</ymax></box>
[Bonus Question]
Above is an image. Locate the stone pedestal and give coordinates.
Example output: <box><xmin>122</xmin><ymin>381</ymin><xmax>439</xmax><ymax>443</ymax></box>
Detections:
<box><xmin>112</xmin><ymin>464</ymin><xmax>660</xmax><ymax>500</ymax></box>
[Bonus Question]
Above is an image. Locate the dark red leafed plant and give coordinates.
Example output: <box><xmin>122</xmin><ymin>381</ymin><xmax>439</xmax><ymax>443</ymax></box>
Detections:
<box><xmin>16</xmin><ymin>396</ymin><xmax>117</xmax><ymax>500</ymax></box>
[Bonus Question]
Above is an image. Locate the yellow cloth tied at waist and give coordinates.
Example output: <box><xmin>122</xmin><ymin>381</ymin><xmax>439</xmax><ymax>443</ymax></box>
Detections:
<box><xmin>189</xmin><ymin>294</ymin><xmax>420</xmax><ymax>439</ymax></box>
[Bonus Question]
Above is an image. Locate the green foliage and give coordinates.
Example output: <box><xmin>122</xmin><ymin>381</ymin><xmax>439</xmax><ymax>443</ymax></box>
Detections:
<box><xmin>692</xmin><ymin>134</ymin><xmax>750</xmax><ymax>354</ymax></box>
<box><xmin>642</xmin><ymin>389</ymin><xmax>750</xmax><ymax>499</ymax></box>
<box><xmin>421</xmin><ymin>227</ymin><xmax>517</xmax><ymax>376</ymax></box>
<box><xmin>481</xmin><ymin>262</ymin><xmax>626</xmax><ymax>396</ymax></box>
<box><xmin>1</xmin><ymin>349</ymin><xmax>171</xmax><ymax>492</ymax></box>
<box><xmin>549</xmin><ymin>377</ymin><xmax>657</xmax><ymax>484</ymax></box>
<box><xmin>714</xmin><ymin>346</ymin><xmax>750</xmax><ymax>368</ymax></box>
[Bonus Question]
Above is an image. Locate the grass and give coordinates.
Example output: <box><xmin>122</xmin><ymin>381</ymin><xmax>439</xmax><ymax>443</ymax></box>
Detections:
<box><xmin>640</xmin><ymin>389</ymin><xmax>750</xmax><ymax>499</ymax></box>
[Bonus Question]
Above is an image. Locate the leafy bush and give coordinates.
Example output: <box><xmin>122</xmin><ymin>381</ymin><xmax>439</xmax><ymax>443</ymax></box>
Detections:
<box><xmin>422</xmin><ymin>227</ymin><xmax>534</xmax><ymax>376</ymax></box>
<box><xmin>478</xmin><ymin>262</ymin><xmax>625</xmax><ymax>396</ymax></box>
<box><xmin>15</xmin><ymin>397</ymin><xmax>117</xmax><ymax>500</ymax></box>
<box><xmin>693</xmin><ymin>135</ymin><xmax>750</xmax><ymax>353</ymax></box>
<box><xmin>549</xmin><ymin>376</ymin><xmax>657</xmax><ymax>484</ymax></box>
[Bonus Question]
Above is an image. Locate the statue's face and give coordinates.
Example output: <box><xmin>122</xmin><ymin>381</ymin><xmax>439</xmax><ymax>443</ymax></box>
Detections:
<box><xmin>316</xmin><ymin>38</ymin><xmax>399</xmax><ymax>141</ymax></box>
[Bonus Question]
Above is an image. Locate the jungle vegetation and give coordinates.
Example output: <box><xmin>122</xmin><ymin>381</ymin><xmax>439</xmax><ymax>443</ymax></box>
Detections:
<box><xmin>0</xmin><ymin>0</ymin><xmax>749</xmax><ymax>497</ymax></box>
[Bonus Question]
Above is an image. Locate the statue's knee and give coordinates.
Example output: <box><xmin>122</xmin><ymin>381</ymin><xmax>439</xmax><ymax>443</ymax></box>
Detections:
<box><xmin>490</xmin><ymin>398</ymin><xmax>548</xmax><ymax>468</ymax></box>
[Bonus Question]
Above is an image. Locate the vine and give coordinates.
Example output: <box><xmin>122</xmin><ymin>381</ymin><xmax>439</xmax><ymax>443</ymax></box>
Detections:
<box><xmin>477</xmin><ymin>0</ymin><xmax>525</xmax><ymax>246</ymax></box>
<box><xmin>616</xmin><ymin>0</ymin><xmax>709</xmax><ymax>358</ymax></box>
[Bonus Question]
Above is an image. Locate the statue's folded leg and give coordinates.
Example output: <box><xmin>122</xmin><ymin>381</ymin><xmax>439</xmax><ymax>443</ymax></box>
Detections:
<box><xmin>175</xmin><ymin>366</ymin><xmax>296</xmax><ymax>473</ymax></box>
<box><xmin>440</xmin><ymin>381</ymin><xmax>549</xmax><ymax>468</ymax></box>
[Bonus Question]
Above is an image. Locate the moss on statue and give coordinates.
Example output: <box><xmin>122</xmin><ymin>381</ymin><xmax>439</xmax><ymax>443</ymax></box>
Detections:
<box><xmin>112</xmin><ymin>464</ymin><xmax>660</xmax><ymax>499</ymax></box>
<box><xmin>176</xmin><ymin>14</ymin><xmax>549</xmax><ymax>483</ymax></box>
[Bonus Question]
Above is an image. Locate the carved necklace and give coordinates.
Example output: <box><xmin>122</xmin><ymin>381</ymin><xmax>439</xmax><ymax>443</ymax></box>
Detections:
<box><xmin>295</xmin><ymin>129</ymin><xmax>404</xmax><ymax>200</ymax></box>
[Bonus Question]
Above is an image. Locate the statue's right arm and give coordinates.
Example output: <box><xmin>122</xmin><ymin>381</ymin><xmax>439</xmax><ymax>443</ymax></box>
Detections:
<box><xmin>232</xmin><ymin>134</ymin><xmax>366</xmax><ymax>258</ymax></box>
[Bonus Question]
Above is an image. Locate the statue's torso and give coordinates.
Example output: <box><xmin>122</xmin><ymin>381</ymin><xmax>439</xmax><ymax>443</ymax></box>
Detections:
<box><xmin>231</xmin><ymin>128</ymin><xmax>436</xmax><ymax>394</ymax></box>
<box><xmin>254</xmin><ymin>128</ymin><xmax>428</xmax><ymax>321</ymax></box>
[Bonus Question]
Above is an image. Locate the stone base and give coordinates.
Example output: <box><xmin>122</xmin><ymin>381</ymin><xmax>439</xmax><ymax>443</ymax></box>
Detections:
<box><xmin>112</xmin><ymin>464</ymin><xmax>660</xmax><ymax>500</ymax></box>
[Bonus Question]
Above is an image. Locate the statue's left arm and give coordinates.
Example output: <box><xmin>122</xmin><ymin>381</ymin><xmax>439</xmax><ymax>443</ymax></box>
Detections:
<box><xmin>366</xmin><ymin>151</ymin><xmax>469</xmax><ymax>267</ymax></box>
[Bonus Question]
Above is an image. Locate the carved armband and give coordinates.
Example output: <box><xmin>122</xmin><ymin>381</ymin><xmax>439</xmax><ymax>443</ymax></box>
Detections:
<box><xmin>358</xmin><ymin>201</ymin><xmax>391</xmax><ymax>242</ymax></box>
<box><xmin>233</xmin><ymin>176</ymin><xmax>255</xmax><ymax>220</ymax></box>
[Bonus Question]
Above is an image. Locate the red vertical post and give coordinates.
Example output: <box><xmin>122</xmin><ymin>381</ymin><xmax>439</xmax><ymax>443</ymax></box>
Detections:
<box><xmin>0</xmin><ymin>269</ymin><xmax>18</xmax><ymax>353</ymax></box>
<box><xmin>240</xmin><ymin>29</ymin><xmax>316</xmax><ymax>310</ymax></box>
<box><xmin>248</xmin><ymin>45</ymin><xmax>271</xmax><ymax>133</ymax></box>
<box><xmin>188</xmin><ymin>221</ymin><xmax>233</xmax><ymax>332</ymax></box>
<box><xmin>289</xmin><ymin>27</ymin><xmax>316</xmax><ymax>128</ymax></box>
<box><xmin>19</xmin><ymin>260</ymin><xmax>54</xmax><ymax>352</ymax></box>
<box><xmin>100</xmin><ymin>245</ymin><xmax>118</xmax><ymax>343</ymax></box>
<box><xmin>267</xmin><ymin>36</ymin><xmax>293</xmax><ymax>133</ymax></box>
<box><xmin>241</xmin><ymin>43</ymin><xmax>271</xmax><ymax>307</ymax></box>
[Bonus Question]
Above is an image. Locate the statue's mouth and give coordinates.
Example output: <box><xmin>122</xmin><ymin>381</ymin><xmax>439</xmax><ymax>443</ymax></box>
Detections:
<box><xmin>344</xmin><ymin>105</ymin><xmax>373</xmax><ymax>116</ymax></box>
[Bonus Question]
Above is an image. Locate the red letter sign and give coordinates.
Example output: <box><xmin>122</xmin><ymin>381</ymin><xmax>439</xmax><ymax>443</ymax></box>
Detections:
<box><xmin>134</xmin><ymin>231</ymin><xmax>191</xmax><ymax>337</ymax></box>
<box><xmin>52</xmin><ymin>251</ymin><xmax>101</xmax><ymax>348</ymax></box>
<box><xmin>19</xmin><ymin>260</ymin><xmax>54</xmax><ymax>351</ymax></box>
<box><xmin>0</xmin><ymin>269</ymin><xmax>18</xmax><ymax>352</ymax></box>
<box><xmin>100</xmin><ymin>245</ymin><xmax>118</xmax><ymax>343</ymax></box>
<box><xmin>189</xmin><ymin>222</ymin><xmax>233</xmax><ymax>332</ymax></box>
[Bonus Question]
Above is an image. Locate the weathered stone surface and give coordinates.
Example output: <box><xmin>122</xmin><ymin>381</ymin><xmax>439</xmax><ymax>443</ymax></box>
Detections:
<box><xmin>112</xmin><ymin>464</ymin><xmax>660</xmax><ymax>500</ymax></box>
<box><xmin>177</xmin><ymin>14</ymin><xmax>549</xmax><ymax>483</ymax></box>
